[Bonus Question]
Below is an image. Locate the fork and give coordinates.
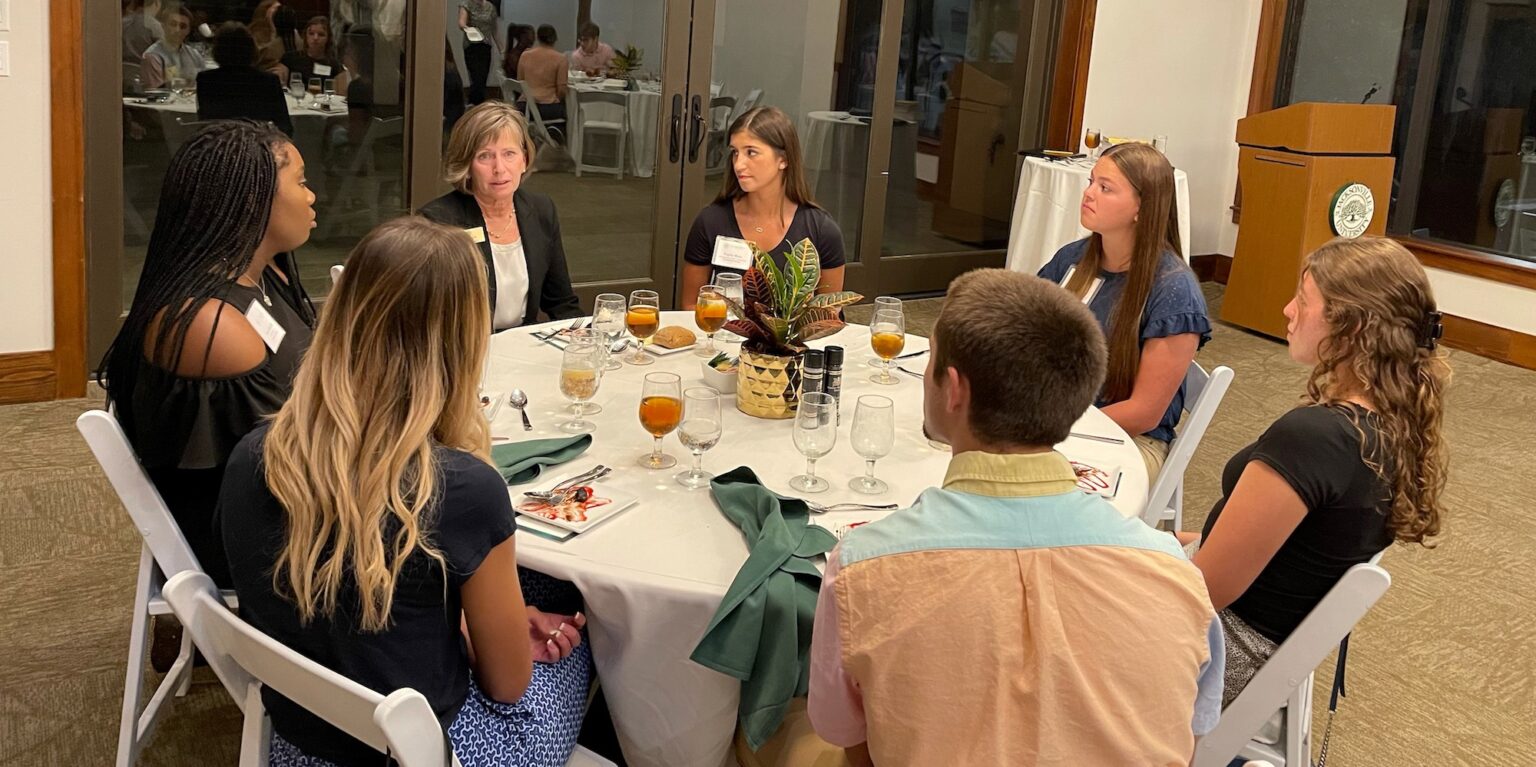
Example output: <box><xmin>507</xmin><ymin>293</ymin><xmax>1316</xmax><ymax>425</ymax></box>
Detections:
<box><xmin>531</xmin><ymin>317</ymin><xmax>590</xmax><ymax>341</ymax></box>
<box><xmin>804</xmin><ymin>501</ymin><xmax>899</xmax><ymax>514</ymax></box>
<box><xmin>521</xmin><ymin>465</ymin><xmax>610</xmax><ymax>497</ymax></box>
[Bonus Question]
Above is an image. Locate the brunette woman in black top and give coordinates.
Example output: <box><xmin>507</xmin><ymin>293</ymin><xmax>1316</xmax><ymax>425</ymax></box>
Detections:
<box><xmin>1193</xmin><ymin>236</ymin><xmax>1450</xmax><ymax>703</ymax></box>
<box><xmin>100</xmin><ymin>120</ymin><xmax>317</xmax><ymax>586</ymax></box>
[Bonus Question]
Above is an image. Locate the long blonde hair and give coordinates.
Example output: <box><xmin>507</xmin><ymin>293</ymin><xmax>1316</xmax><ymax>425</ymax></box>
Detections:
<box><xmin>1304</xmin><ymin>236</ymin><xmax>1450</xmax><ymax>546</ymax></box>
<box><xmin>263</xmin><ymin>217</ymin><xmax>492</xmax><ymax>631</ymax></box>
<box><xmin>1063</xmin><ymin>142</ymin><xmax>1185</xmax><ymax>402</ymax></box>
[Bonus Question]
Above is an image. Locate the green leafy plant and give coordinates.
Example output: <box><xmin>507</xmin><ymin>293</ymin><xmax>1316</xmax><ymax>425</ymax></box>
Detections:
<box><xmin>610</xmin><ymin>45</ymin><xmax>644</xmax><ymax>77</ymax></box>
<box><xmin>723</xmin><ymin>239</ymin><xmax>862</xmax><ymax>357</ymax></box>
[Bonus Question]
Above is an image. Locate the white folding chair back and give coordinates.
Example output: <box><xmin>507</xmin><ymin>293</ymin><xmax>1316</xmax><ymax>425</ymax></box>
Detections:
<box><xmin>704</xmin><ymin>95</ymin><xmax>738</xmax><ymax>175</ymax></box>
<box><xmin>1192</xmin><ymin>555</ymin><xmax>1391</xmax><ymax>767</ymax></box>
<box><xmin>502</xmin><ymin>79</ymin><xmax>566</xmax><ymax>149</ymax></box>
<box><xmin>330</xmin><ymin>264</ymin><xmax>344</xmax><ymax>286</ymax></box>
<box><xmin>572</xmin><ymin>90</ymin><xmax>627</xmax><ymax>179</ymax></box>
<box><xmin>1142</xmin><ymin>362</ymin><xmax>1233</xmax><ymax>529</ymax></box>
<box><xmin>76</xmin><ymin>409</ymin><xmax>240</xmax><ymax>766</ymax></box>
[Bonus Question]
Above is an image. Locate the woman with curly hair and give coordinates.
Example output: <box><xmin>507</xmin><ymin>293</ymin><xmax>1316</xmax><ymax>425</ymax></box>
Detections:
<box><xmin>1194</xmin><ymin>235</ymin><xmax>1450</xmax><ymax>703</ymax></box>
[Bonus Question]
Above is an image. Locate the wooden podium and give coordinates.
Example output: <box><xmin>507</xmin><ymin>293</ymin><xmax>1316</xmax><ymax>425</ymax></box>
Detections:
<box><xmin>1223</xmin><ymin>103</ymin><xmax>1396</xmax><ymax>338</ymax></box>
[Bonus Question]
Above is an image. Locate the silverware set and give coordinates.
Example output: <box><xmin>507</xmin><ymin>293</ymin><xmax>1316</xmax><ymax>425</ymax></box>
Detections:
<box><xmin>804</xmin><ymin>501</ymin><xmax>899</xmax><ymax>514</ymax></box>
<box><xmin>530</xmin><ymin>317</ymin><xmax>592</xmax><ymax>349</ymax></box>
<box><xmin>523</xmin><ymin>464</ymin><xmax>611</xmax><ymax>500</ymax></box>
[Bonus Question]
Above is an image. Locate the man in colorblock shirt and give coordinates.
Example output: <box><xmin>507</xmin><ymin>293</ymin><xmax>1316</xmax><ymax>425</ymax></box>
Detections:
<box><xmin>808</xmin><ymin>269</ymin><xmax>1223</xmax><ymax>765</ymax></box>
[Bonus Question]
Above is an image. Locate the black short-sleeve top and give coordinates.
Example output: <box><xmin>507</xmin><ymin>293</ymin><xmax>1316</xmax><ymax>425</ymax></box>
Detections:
<box><xmin>220</xmin><ymin>425</ymin><xmax>518</xmax><ymax>766</ymax></box>
<box><xmin>1200</xmin><ymin>404</ymin><xmax>1394</xmax><ymax>643</ymax></box>
<box><xmin>684</xmin><ymin>199</ymin><xmax>846</xmax><ymax>280</ymax></box>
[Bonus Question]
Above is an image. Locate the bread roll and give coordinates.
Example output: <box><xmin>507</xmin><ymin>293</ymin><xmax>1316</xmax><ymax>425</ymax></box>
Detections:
<box><xmin>652</xmin><ymin>326</ymin><xmax>697</xmax><ymax>349</ymax></box>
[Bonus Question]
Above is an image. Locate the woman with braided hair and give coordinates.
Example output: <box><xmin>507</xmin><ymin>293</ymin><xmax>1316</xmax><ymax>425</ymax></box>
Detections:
<box><xmin>101</xmin><ymin>119</ymin><xmax>317</xmax><ymax>586</ymax></box>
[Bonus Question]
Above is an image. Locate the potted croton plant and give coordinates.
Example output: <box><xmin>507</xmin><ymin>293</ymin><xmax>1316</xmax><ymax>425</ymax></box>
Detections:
<box><xmin>722</xmin><ymin>239</ymin><xmax>862</xmax><ymax>419</ymax></box>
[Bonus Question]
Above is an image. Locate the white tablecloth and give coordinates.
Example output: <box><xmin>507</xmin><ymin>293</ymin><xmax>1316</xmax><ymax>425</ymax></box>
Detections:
<box><xmin>1005</xmin><ymin>156</ymin><xmax>1192</xmax><ymax>274</ymax></box>
<box><xmin>122</xmin><ymin>92</ymin><xmax>347</xmax><ymax>120</ymax></box>
<box><xmin>486</xmin><ymin>312</ymin><xmax>1149</xmax><ymax>767</ymax></box>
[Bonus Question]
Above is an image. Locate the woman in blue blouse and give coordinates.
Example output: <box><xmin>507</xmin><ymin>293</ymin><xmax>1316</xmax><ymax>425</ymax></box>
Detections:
<box><xmin>1037</xmin><ymin>142</ymin><xmax>1210</xmax><ymax>477</ymax></box>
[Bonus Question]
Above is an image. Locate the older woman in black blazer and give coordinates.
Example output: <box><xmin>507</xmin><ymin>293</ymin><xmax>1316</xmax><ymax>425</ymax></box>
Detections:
<box><xmin>418</xmin><ymin>101</ymin><xmax>582</xmax><ymax>330</ymax></box>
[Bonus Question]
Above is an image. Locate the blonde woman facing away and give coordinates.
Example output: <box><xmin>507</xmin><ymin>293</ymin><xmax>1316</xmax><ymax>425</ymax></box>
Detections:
<box><xmin>219</xmin><ymin>218</ymin><xmax>591</xmax><ymax>766</ymax></box>
<box><xmin>1194</xmin><ymin>236</ymin><xmax>1449</xmax><ymax>704</ymax></box>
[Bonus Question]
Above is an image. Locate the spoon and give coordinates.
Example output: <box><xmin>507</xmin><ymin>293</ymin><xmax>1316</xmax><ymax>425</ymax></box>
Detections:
<box><xmin>509</xmin><ymin>389</ymin><xmax>533</xmax><ymax>431</ymax></box>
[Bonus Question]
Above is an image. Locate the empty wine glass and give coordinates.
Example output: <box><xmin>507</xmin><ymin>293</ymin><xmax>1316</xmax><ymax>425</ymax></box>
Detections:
<box><xmin>638</xmin><ymin>372</ymin><xmax>682</xmax><ymax>469</ymax></box>
<box><xmin>625</xmin><ymin>289</ymin><xmax>660</xmax><ymax>366</ymax></box>
<box><xmin>868</xmin><ymin>307</ymin><xmax>906</xmax><ymax>385</ymax></box>
<box><xmin>790</xmin><ymin>392</ymin><xmax>837</xmax><ymax>493</ymax></box>
<box><xmin>676</xmin><ymin>387</ymin><xmax>723</xmax><ymax>488</ymax></box>
<box><xmin>558</xmin><ymin>339</ymin><xmax>602</xmax><ymax>434</ymax></box>
<box><xmin>592</xmin><ymin>293</ymin><xmax>626</xmax><ymax>370</ymax></box>
<box><xmin>694</xmin><ymin>285</ymin><xmax>728</xmax><ymax>357</ymax></box>
<box><xmin>849</xmin><ymin>395</ymin><xmax>895</xmax><ymax>494</ymax></box>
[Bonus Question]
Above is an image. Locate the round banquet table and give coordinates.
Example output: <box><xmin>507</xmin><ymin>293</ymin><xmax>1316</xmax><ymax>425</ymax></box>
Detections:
<box><xmin>485</xmin><ymin>312</ymin><xmax>1149</xmax><ymax>767</ymax></box>
<box><xmin>1004</xmin><ymin>155</ymin><xmax>1192</xmax><ymax>275</ymax></box>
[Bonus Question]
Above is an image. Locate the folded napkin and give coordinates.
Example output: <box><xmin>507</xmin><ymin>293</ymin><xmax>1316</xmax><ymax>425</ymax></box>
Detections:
<box><xmin>491</xmin><ymin>435</ymin><xmax>592</xmax><ymax>485</ymax></box>
<box><xmin>690</xmin><ymin>467</ymin><xmax>838</xmax><ymax>750</ymax></box>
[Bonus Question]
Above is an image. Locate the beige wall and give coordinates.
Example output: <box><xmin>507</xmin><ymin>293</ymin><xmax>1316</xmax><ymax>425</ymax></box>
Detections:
<box><xmin>0</xmin><ymin>0</ymin><xmax>53</xmax><ymax>354</ymax></box>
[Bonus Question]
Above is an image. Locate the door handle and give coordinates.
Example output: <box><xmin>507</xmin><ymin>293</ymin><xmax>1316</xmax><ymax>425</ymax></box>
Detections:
<box><xmin>669</xmin><ymin>94</ymin><xmax>683</xmax><ymax>163</ymax></box>
<box><xmin>688</xmin><ymin>95</ymin><xmax>707</xmax><ymax>163</ymax></box>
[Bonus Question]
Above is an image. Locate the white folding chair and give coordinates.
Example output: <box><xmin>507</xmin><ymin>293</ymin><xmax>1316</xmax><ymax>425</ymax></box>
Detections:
<box><xmin>571</xmin><ymin>90</ymin><xmax>628</xmax><ymax>179</ymax></box>
<box><xmin>1192</xmin><ymin>553</ymin><xmax>1391</xmax><ymax>767</ymax></box>
<box><xmin>704</xmin><ymin>95</ymin><xmax>737</xmax><ymax>175</ymax></box>
<box><xmin>76</xmin><ymin>409</ymin><xmax>241</xmax><ymax>767</ymax></box>
<box><xmin>162</xmin><ymin>571</ymin><xmax>616</xmax><ymax>767</ymax></box>
<box><xmin>1142</xmin><ymin>362</ymin><xmax>1234</xmax><ymax>529</ymax></box>
<box><xmin>502</xmin><ymin>79</ymin><xmax>566</xmax><ymax>149</ymax></box>
<box><xmin>330</xmin><ymin>264</ymin><xmax>344</xmax><ymax>286</ymax></box>
<box><xmin>732</xmin><ymin>87</ymin><xmax>763</xmax><ymax>122</ymax></box>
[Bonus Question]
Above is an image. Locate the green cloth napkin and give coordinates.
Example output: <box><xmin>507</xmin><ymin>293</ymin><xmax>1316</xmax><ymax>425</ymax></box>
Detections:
<box><xmin>690</xmin><ymin>466</ymin><xmax>838</xmax><ymax>751</ymax></box>
<box><xmin>491</xmin><ymin>435</ymin><xmax>592</xmax><ymax>485</ymax></box>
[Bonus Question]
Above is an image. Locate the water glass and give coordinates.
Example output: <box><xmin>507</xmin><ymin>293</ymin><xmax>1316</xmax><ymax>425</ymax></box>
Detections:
<box><xmin>868</xmin><ymin>307</ymin><xmax>906</xmax><ymax>385</ymax></box>
<box><xmin>694</xmin><ymin>285</ymin><xmax>728</xmax><ymax>357</ymax></box>
<box><xmin>676</xmin><ymin>387</ymin><xmax>723</xmax><ymax>488</ymax></box>
<box><xmin>714</xmin><ymin>273</ymin><xmax>744</xmax><ymax>342</ymax></box>
<box><xmin>790</xmin><ymin>392</ymin><xmax>837</xmax><ymax>493</ymax></box>
<box><xmin>323</xmin><ymin>78</ymin><xmax>337</xmax><ymax>105</ymax></box>
<box><xmin>566</xmin><ymin>328</ymin><xmax>605</xmax><ymax>415</ymax></box>
<box><xmin>849</xmin><ymin>395</ymin><xmax>895</xmax><ymax>494</ymax></box>
<box><xmin>592</xmin><ymin>293</ymin><xmax>627</xmax><ymax>370</ymax></box>
<box><xmin>558</xmin><ymin>339</ymin><xmax>602</xmax><ymax>434</ymax></box>
<box><xmin>625</xmin><ymin>289</ymin><xmax>660</xmax><ymax>365</ymax></box>
<box><xmin>288</xmin><ymin>72</ymin><xmax>305</xmax><ymax>99</ymax></box>
<box><xmin>638</xmin><ymin>372</ymin><xmax>682</xmax><ymax>469</ymax></box>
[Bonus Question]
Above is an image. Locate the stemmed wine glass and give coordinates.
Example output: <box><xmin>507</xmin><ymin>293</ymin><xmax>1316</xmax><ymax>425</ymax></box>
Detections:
<box><xmin>565</xmin><ymin>328</ymin><xmax>605</xmax><ymax>415</ymax></box>
<box><xmin>637</xmin><ymin>372</ymin><xmax>682</xmax><ymax>469</ymax></box>
<box><xmin>288</xmin><ymin>72</ymin><xmax>305</xmax><ymax>101</ymax></box>
<box><xmin>789</xmin><ymin>392</ymin><xmax>837</xmax><ymax>493</ymax></box>
<box><xmin>558</xmin><ymin>338</ymin><xmax>602</xmax><ymax>434</ymax></box>
<box><xmin>1084</xmin><ymin>126</ymin><xmax>1103</xmax><ymax>161</ymax></box>
<box><xmin>849</xmin><ymin>395</ymin><xmax>895</xmax><ymax>494</ymax></box>
<box><xmin>592</xmin><ymin>293</ymin><xmax>626</xmax><ymax>371</ymax></box>
<box><xmin>625</xmin><ymin>289</ymin><xmax>660</xmax><ymax>366</ymax></box>
<box><xmin>675</xmin><ymin>387</ymin><xmax>723</xmax><ymax>488</ymax></box>
<box><xmin>714</xmin><ymin>273</ymin><xmax>744</xmax><ymax>343</ymax></box>
<box><xmin>868</xmin><ymin>306</ymin><xmax>906</xmax><ymax>385</ymax></box>
<box><xmin>694</xmin><ymin>285</ymin><xmax>728</xmax><ymax>357</ymax></box>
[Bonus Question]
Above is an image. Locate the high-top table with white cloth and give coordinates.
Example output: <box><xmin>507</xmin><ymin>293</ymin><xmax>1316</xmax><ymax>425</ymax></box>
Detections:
<box><xmin>1005</xmin><ymin>155</ymin><xmax>1192</xmax><ymax>274</ymax></box>
<box><xmin>485</xmin><ymin>312</ymin><xmax>1150</xmax><ymax>767</ymax></box>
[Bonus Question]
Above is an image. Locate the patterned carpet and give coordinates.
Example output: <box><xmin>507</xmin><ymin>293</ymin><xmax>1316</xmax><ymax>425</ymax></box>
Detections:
<box><xmin>1</xmin><ymin>284</ymin><xmax>1531</xmax><ymax>765</ymax></box>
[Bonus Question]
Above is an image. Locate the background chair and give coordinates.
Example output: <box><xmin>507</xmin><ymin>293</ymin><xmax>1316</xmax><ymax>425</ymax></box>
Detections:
<box><xmin>316</xmin><ymin>116</ymin><xmax>403</xmax><ymax>243</ymax></box>
<box><xmin>502</xmin><ymin>79</ymin><xmax>567</xmax><ymax>150</ymax></box>
<box><xmin>571</xmin><ymin>90</ymin><xmax>628</xmax><ymax>179</ymax></box>
<box><xmin>162</xmin><ymin>571</ymin><xmax>617</xmax><ymax>767</ymax></box>
<box><xmin>76</xmin><ymin>410</ymin><xmax>241</xmax><ymax>767</ymax></box>
<box><xmin>1192</xmin><ymin>554</ymin><xmax>1391</xmax><ymax>767</ymax></box>
<box><xmin>1142</xmin><ymin>362</ymin><xmax>1233</xmax><ymax>529</ymax></box>
<box><xmin>330</xmin><ymin>264</ymin><xmax>344</xmax><ymax>286</ymax></box>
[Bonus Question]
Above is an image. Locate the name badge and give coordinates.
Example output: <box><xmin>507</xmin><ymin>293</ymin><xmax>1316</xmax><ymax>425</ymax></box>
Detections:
<box><xmin>465</xmin><ymin>226</ymin><xmax>487</xmax><ymax>244</ymax></box>
<box><xmin>711</xmin><ymin>236</ymin><xmax>754</xmax><ymax>271</ymax></box>
<box><xmin>1058</xmin><ymin>266</ymin><xmax>1104</xmax><ymax>305</ymax></box>
<box><xmin>313</xmin><ymin>63</ymin><xmax>333</xmax><ymax>77</ymax></box>
<box><xmin>245</xmin><ymin>299</ymin><xmax>287</xmax><ymax>353</ymax></box>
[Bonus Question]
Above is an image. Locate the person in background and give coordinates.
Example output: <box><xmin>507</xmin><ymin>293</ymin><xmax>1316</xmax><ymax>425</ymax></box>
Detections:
<box><xmin>100</xmin><ymin>120</ymin><xmax>317</xmax><ymax>588</ymax></box>
<box><xmin>418</xmin><ymin>102</ymin><xmax>582</xmax><ymax>331</ymax></box>
<box><xmin>280</xmin><ymin>15</ymin><xmax>347</xmax><ymax>92</ymax></box>
<box><xmin>248</xmin><ymin>0</ymin><xmax>291</xmax><ymax>81</ymax></box>
<box><xmin>1036</xmin><ymin>141</ymin><xmax>1210</xmax><ymax>478</ymax></box>
<box><xmin>198</xmin><ymin>22</ymin><xmax>294</xmax><ymax>136</ymax></box>
<box><xmin>339</xmin><ymin>25</ymin><xmax>404</xmax><ymax>149</ymax></box>
<box><xmin>807</xmin><ymin>269</ymin><xmax>1222</xmax><ymax>765</ymax></box>
<box><xmin>1194</xmin><ymin>236</ymin><xmax>1449</xmax><ymax>705</ymax></box>
<box><xmin>220</xmin><ymin>217</ymin><xmax>590</xmax><ymax>766</ymax></box>
<box><xmin>681</xmin><ymin>106</ymin><xmax>845</xmax><ymax>307</ymax></box>
<box><xmin>458</xmin><ymin>0</ymin><xmax>501</xmax><ymax>105</ymax></box>
<box><xmin>142</xmin><ymin>5</ymin><xmax>205</xmax><ymax>89</ymax></box>
<box><xmin>502</xmin><ymin>23</ymin><xmax>535</xmax><ymax>82</ymax></box>
<box><xmin>122</xmin><ymin>0</ymin><xmax>165</xmax><ymax>65</ymax></box>
<box><xmin>444</xmin><ymin>39</ymin><xmax>467</xmax><ymax>132</ymax></box>
<box><xmin>568</xmin><ymin>22</ymin><xmax>615</xmax><ymax>77</ymax></box>
<box><xmin>516</xmin><ymin>24</ymin><xmax>569</xmax><ymax>129</ymax></box>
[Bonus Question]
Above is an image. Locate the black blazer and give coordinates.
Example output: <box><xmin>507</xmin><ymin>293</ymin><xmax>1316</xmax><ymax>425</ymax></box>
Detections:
<box><xmin>417</xmin><ymin>188</ymin><xmax>583</xmax><ymax>328</ymax></box>
<box><xmin>196</xmin><ymin>66</ymin><xmax>294</xmax><ymax>136</ymax></box>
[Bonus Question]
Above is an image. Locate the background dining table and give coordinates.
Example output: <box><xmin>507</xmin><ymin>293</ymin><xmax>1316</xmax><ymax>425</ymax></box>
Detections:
<box><xmin>485</xmin><ymin>311</ymin><xmax>1150</xmax><ymax>767</ymax></box>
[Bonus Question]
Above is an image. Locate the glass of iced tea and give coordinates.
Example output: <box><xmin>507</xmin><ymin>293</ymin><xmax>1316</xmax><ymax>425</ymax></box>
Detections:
<box><xmin>625</xmin><ymin>289</ymin><xmax>660</xmax><ymax>365</ymax></box>
<box><xmin>1084</xmin><ymin>127</ymin><xmax>1102</xmax><ymax>160</ymax></box>
<box><xmin>694</xmin><ymin>285</ymin><xmax>728</xmax><ymax>357</ymax></box>
<box><xmin>638</xmin><ymin>372</ymin><xmax>682</xmax><ymax>469</ymax></box>
<box><xmin>559</xmin><ymin>339</ymin><xmax>602</xmax><ymax>433</ymax></box>
<box><xmin>868</xmin><ymin>306</ymin><xmax>905</xmax><ymax>385</ymax></box>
